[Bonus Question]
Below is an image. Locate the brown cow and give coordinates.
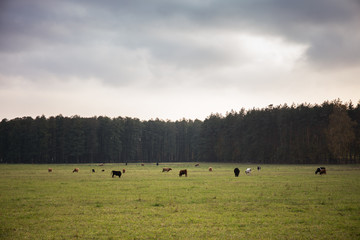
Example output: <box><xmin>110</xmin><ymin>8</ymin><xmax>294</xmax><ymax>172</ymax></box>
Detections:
<box><xmin>141</xmin><ymin>163</ymin><xmax>145</xmax><ymax>166</ymax></box>
<box><xmin>195</xmin><ymin>163</ymin><xmax>200</xmax><ymax>167</ymax></box>
<box><xmin>122</xmin><ymin>168</ymin><xmax>126</xmax><ymax>174</ymax></box>
<box><xmin>179</xmin><ymin>169</ymin><xmax>187</xmax><ymax>177</ymax></box>
<box><xmin>209</xmin><ymin>167</ymin><xmax>213</xmax><ymax>172</ymax></box>
<box><xmin>162</xmin><ymin>167</ymin><xmax>172</xmax><ymax>172</ymax></box>
<box><xmin>73</xmin><ymin>168</ymin><xmax>79</xmax><ymax>173</ymax></box>
<box><xmin>48</xmin><ymin>168</ymin><xmax>53</xmax><ymax>172</ymax></box>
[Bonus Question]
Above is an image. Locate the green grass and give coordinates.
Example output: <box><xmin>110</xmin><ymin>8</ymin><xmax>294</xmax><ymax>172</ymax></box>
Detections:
<box><xmin>0</xmin><ymin>163</ymin><xmax>359</xmax><ymax>239</ymax></box>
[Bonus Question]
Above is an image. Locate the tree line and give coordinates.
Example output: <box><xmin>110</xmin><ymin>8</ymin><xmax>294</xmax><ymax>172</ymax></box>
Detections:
<box><xmin>0</xmin><ymin>100</ymin><xmax>359</xmax><ymax>164</ymax></box>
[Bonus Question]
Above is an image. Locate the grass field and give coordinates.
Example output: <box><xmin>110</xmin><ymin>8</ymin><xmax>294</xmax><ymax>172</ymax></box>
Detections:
<box><xmin>0</xmin><ymin>163</ymin><xmax>359</xmax><ymax>240</ymax></box>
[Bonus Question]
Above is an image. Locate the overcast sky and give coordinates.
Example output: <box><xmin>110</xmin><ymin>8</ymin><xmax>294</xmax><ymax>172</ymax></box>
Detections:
<box><xmin>1</xmin><ymin>0</ymin><xmax>359</xmax><ymax>121</ymax></box>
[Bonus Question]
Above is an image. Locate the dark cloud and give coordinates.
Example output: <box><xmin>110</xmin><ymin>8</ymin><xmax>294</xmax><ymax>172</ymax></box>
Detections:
<box><xmin>0</xmin><ymin>0</ymin><xmax>359</xmax><ymax>86</ymax></box>
<box><xmin>193</xmin><ymin>0</ymin><xmax>360</xmax><ymax>68</ymax></box>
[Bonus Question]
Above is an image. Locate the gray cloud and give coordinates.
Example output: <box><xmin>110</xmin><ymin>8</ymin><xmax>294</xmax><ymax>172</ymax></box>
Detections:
<box><xmin>196</xmin><ymin>0</ymin><xmax>360</xmax><ymax>68</ymax></box>
<box><xmin>1</xmin><ymin>0</ymin><xmax>359</xmax><ymax>87</ymax></box>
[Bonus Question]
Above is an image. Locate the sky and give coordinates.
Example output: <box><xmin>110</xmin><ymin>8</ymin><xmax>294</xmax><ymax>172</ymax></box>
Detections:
<box><xmin>1</xmin><ymin>0</ymin><xmax>360</xmax><ymax>121</ymax></box>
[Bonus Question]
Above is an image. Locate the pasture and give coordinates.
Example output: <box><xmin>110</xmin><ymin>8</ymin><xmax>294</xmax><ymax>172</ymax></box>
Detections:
<box><xmin>0</xmin><ymin>163</ymin><xmax>359</xmax><ymax>239</ymax></box>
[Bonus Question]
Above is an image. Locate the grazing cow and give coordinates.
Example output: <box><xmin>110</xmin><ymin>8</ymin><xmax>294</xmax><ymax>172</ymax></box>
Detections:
<box><xmin>245</xmin><ymin>168</ymin><xmax>251</xmax><ymax>175</ymax></box>
<box><xmin>234</xmin><ymin>168</ymin><xmax>240</xmax><ymax>177</ymax></box>
<box><xmin>141</xmin><ymin>163</ymin><xmax>145</xmax><ymax>166</ymax></box>
<box><xmin>99</xmin><ymin>163</ymin><xmax>104</xmax><ymax>166</ymax></box>
<box><xmin>179</xmin><ymin>169</ymin><xmax>187</xmax><ymax>177</ymax></box>
<box><xmin>209</xmin><ymin>167</ymin><xmax>213</xmax><ymax>172</ymax></box>
<box><xmin>315</xmin><ymin>167</ymin><xmax>326</xmax><ymax>175</ymax></box>
<box><xmin>102</xmin><ymin>169</ymin><xmax>105</xmax><ymax>172</ymax></box>
<box><xmin>257</xmin><ymin>166</ymin><xmax>261</xmax><ymax>171</ymax></box>
<box><xmin>73</xmin><ymin>168</ymin><xmax>79</xmax><ymax>173</ymax></box>
<box><xmin>48</xmin><ymin>168</ymin><xmax>53</xmax><ymax>173</ymax></box>
<box><xmin>162</xmin><ymin>167</ymin><xmax>172</xmax><ymax>172</ymax></box>
<box><xmin>92</xmin><ymin>169</ymin><xmax>95</xmax><ymax>173</ymax></box>
<box><xmin>112</xmin><ymin>170</ymin><xmax>122</xmax><ymax>178</ymax></box>
<box><xmin>122</xmin><ymin>168</ymin><xmax>126</xmax><ymax>174</ymax></box>
<box><xmin>195</xmin><ymin>163</ymin><xmax>200</xmax><ymax>167</ymax></box>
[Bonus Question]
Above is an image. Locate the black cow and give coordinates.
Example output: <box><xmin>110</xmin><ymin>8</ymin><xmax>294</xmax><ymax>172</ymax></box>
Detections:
<box><xmin>92</xmin><ymin>169</ymin><xmax>95</xmax><ymax>173</ymax></box>
<box><xmin>315</xmin><ymin>167</ymin><xmax>326</xmax><ymax>175</ymax></box>
<box><xmin>112</xmin><ymin>170</ymin><xmax>122</xmax><ymax>178</ymax></box>
<box><xmin>179</xmin><ymin>169</ymin><xmax>187</xmax><ymax>177</ymax></box>
<box><xmin>234</xmin><ymin>168</ymin><xmax>240</xmax><ymax>177</ymax></box>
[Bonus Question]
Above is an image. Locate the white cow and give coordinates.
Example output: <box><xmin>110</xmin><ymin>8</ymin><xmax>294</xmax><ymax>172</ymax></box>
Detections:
<box><xmin>245</xmin><ymin>168</ymin><xmax>251</xmax><ymax>174</ymax></box>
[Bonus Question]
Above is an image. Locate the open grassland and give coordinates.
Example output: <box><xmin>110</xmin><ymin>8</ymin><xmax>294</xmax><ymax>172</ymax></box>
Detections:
<box><xmin>0</xmin><ymin>163</ymin><xmax>359</xmax><ymax>240</ymax></box>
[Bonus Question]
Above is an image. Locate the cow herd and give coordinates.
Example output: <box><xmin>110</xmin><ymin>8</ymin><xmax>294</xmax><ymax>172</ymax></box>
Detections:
<box><xmin>47</xmin><ymin>165</ymin><xmax>327</xmax><ymax>178</ymax></box>
<box><xmin>233</xmin><ymin>167</ymin><xmax>259</xmax><ymax>176</ymax></box>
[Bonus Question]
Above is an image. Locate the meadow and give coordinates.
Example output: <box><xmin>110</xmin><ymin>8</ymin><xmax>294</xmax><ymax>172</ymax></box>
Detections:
<box><xmin>0</xmin><ymin>163</ymin><xmax>359</xmax><ymax>240</ymax></box>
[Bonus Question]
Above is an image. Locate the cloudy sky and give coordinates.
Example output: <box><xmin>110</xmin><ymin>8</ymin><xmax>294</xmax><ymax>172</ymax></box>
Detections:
<box><xmin>1</xmin><ymin>0</ymin><xmax>359</xmax><ymax>121</ymax></box>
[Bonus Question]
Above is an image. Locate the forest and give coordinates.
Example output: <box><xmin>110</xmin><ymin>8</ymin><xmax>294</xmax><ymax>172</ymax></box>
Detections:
<box><xmin>0</xmin><ymin>100</ymin><xmax>359</xmax><ymax>164</ymax></box>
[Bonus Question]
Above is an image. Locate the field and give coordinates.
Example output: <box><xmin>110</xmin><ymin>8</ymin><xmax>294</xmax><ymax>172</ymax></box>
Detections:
<box><xmin>0</xmin><ymin>163</ymin><xmax>359</xmax><ymax>240</ymax></box>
